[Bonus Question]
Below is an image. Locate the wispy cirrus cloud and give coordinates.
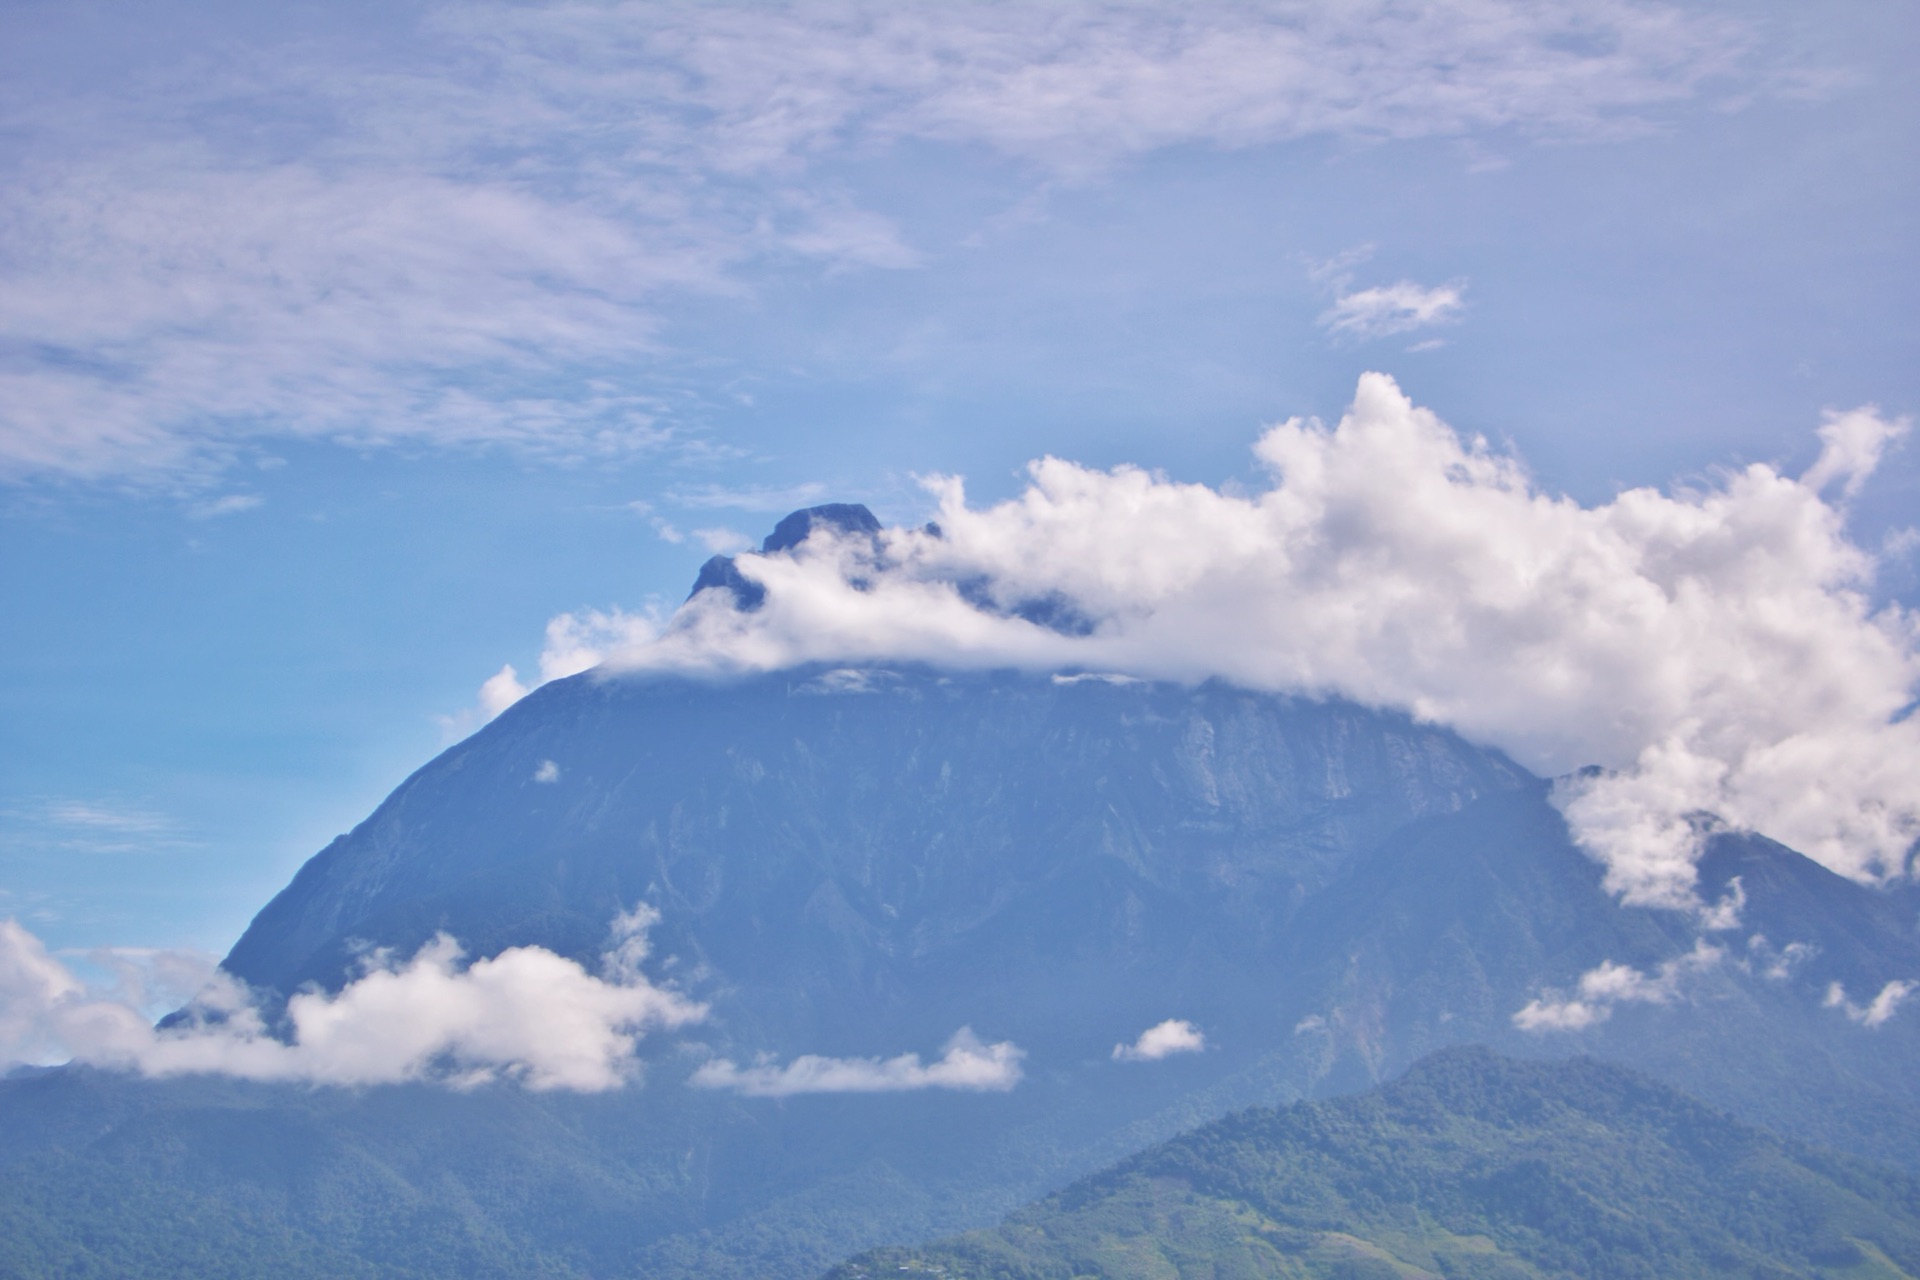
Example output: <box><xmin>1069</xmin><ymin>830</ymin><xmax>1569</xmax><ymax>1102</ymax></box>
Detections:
<box><xmin>1</xmin><ymin>0</ymin><xmax>1771</xmax><ymax>486</ymax></box>
<box><xmin>0</xmin><ymin>798</ymin><xmax>192</xmax><ymax>856</ymax></box>
<box><xmin>1319</xmin><ymin>279</ymin><xmax>1467</xmax><ymax>341</ymax></box>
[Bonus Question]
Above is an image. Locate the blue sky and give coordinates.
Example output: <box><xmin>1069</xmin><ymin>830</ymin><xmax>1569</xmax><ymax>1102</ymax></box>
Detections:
<box><xmin>2</xmin><ymin>0</ymin><xmax>1916</xmax><ymax>958</ymax></box>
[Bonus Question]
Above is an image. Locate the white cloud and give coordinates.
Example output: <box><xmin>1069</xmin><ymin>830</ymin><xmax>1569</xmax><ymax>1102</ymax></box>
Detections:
<box><xmin>1513</xmin><ymin>939</ymin><xmax>1723</xmax><ymax>1031</ymax></box>
<box><xmin>538</xmin><ymin>609</ymin><xmax>666</xmax><ymax>686</ymax></box>
<box><xmin>1696</xmin><ymin>876</ymin><xmax>1746</xmax><ymax>932</ymax></box>
<box><xmin>0</xmin><ymin>908</ymin><xmax>705</xmax><ymax>1091</ymax></box>
<box><xmin>689</xmin><ymin>1027</ymin><xmax>1024</xmax><ymax>1096</ymax></box>
<box><xmin>533</xmin><ymin>760</ymin><xmax>561</xmax><ymax>784</ymax></box>
<box><xmin>444</xmin><ymin>607</ymin><xmax>666</xmax><ymax>740</ymax></box>
<box><xmin>1319</xmin><ymin>280</ymin><xmax>1466</xmax><ymax>340</ymax></box>
<box><xmin>568</xmin><ymin>374</ymin><xmax>1917</xmax><ymax>907</ymax></box>
<box><xmin>1804</xmin><ymin>406</ymin><xmax>1904</xmax><ymax>500</ymax></box>
<box><xmin>1112</xmin><ymin>1018</ymin><xmax>1206</xmax><ymax>1061</ymax></box>
<box><xmin>1824</xmin><ymin>978</ymin><xmax>1915</xmax><ymax>1029</ymax></box>
<box><xmin>479</xmin><ymin>664</ymin><xmax>533</xmax><ymax>719</ymax></box>
<box><xmin>2</xmin><ymin>1</ymin><xmax>1765</xmax><ymax>483</ymax></box>
<box><xmin>1744</xmin><ymin>935</ymin><xmax>1815</xmax><ymax>981</ymax></box>
<box><xmin>694</xmin><ymin>527</ymin><xmax>754</xmax><ymax>555</ymax></box>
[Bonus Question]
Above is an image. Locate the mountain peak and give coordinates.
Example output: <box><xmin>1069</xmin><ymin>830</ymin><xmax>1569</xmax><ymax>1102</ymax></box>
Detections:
<box><xmin>760</xmin><ymin>503</ymin><xmax>880</xmax><ymax>553</ymax></box>
<box><xmin>689</xmin><ymin>502</ymin><xmax>881</xmax><ymax>610</ymax></box>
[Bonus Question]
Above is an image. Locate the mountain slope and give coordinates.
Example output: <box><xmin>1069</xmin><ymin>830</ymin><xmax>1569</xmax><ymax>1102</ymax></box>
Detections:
<box><xmin>1263</xmin><ymin>786</ymin><xmax>1920</xmax><ymax>1167</ymax></box>
<box><xmin>832</xmin><ymin>1046</ymin><xmax>1920</xmax><ymax>1280</ymax></box>
<box><xmin>223</xmin><ymin>664</ymin><xmax>1527</xmax><ymax>1058</ymax></box>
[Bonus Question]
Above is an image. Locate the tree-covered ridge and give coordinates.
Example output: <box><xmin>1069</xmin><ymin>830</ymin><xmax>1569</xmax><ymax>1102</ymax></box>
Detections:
<box><xmin>830</xmin><ymin>1047</ymin><xmax>1920</xmax><ymax>1280</ymax></box>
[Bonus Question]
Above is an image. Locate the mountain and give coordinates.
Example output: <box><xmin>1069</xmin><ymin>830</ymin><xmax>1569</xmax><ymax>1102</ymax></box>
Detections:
<box><xmin>223</xmin><ymin>662</ymin><xmax>1529</xmax><ymax>1046</ymax></box>
<box><xmin>831</xmin><ymin>1046</ymin><xmax>1920</xmax><ymax>1280</ymax></box>
<box><xmin>4</xmin><ymin>505</ymin><xmax>1919</xmax><ymax>1278</ymax></box>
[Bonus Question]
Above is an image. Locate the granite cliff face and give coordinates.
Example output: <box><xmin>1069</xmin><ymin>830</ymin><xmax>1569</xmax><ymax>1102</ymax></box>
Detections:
<box><xmin>224</xmin><ymin>663</ymin><xmax>1529</xmax><ymax>1058</ymax></box>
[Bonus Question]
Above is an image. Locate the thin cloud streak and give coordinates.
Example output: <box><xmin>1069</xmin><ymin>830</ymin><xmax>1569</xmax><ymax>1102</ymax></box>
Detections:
<box><xmin>690</xmin><ymin>1027</ymin><xmax>1024</xmax><ymax>1096</ymax></box>
<box><xmin>1319</xmin><ymin>280</ymin><xmax>1466</xmax><ymax>340</ymax></box>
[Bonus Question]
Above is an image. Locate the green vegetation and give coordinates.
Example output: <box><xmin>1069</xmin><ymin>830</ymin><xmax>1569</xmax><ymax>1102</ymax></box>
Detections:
<box><xmin>829</xmin><ymin>1047</ymin><xmax>1920</xmax><ymax>1280</ymax></box>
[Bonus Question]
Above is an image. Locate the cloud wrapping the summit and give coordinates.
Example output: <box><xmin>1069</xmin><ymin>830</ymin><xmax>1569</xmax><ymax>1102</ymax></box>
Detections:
<box><xmin>555</xmin><ymin>374</ymin><xmax>1917</xmax><ymax>906</ymax></box>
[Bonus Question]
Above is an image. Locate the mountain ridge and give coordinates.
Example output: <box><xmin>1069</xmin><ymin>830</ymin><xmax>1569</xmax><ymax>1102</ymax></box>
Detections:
<box><xmin>830</xmin><ymin>1045</ymin><xmax>1920</xmax><ymax>1280</ymax></box>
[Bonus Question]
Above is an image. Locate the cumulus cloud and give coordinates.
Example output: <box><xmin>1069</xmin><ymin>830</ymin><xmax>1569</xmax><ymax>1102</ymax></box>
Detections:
<box><xmin>1112</xmin><ymin>1018</ymin><xmax>1206</xmax><ymax>1061</ymax></box>
<box><xmin>1696</xmin><ymin>876</ymin><xmax>1746</xmax><ymax>932</ymax></box>
<box><xmin>552</xmin><ymin>374</ymin><xmax>1917</xmax><ymax>907</ymax></box>
<box><xmin>0</xmin><ymin>908</ymin><xmax>704</xmax><ymax>1091</ymax></box>
<box><xmin>1744</xmin><ymin>934</ymin><xmax>1815</xmax><ymax>982</ymax></box>
<box><xmin>536</xmin><ymin>609</ymin><xmax>665</xmax><ymax>686</ymax></box>
<box><xmin>533</xmin><ymin>760</ymin><xmax>561</xmax><ymax>784</ymax></box>
<box><xmin>479</xmin><ymin>665</ymin><xmax>534</xmax><ymax>720</ymax></box>
<box><xmin>1319</xmin><ymin>280</ymin><xmax>1466</xmax><ymax>340</ymax></box>
<box><xmin>1824</xmin><ymin>978</ymin><xmax>1915</xmax><ymax>1028</ymax></box>
<box><xmin>448</xmin><ymin>608</ymin><xmax>666</xmax><ymax>734</ymax></box>
<box><xmin>3</xmin><ymin>1</ymin><xmax>1765</xmax><ymax>482</ymax></box>
<box><xmin>1513</xmin><ymin>939</ymin><xmax>1723</xmax><ymax>1031</ymax></box>
<box><xmin>1804</xmin><ymin>406</ymin><xmax>1903</xmax><ymax>500</ymax></box>
<box><xmin>690</xmin><ymin>1027</ymin><xmax>1024</xmax><ymax>1096</ymax></box>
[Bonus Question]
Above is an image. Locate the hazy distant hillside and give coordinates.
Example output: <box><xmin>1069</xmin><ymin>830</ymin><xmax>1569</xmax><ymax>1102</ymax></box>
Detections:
<box><xmin>832</xmin><ymin>1046</ymin><xmax>1920</xmax><ymax>1280</ymax></box>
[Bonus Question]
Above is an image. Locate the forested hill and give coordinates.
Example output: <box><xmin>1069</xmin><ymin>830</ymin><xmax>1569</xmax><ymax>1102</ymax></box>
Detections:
<box><xmin>829</xmin><ymin>1046</ymin><xmax>1920</xmax><ymax>1280</ymax></box>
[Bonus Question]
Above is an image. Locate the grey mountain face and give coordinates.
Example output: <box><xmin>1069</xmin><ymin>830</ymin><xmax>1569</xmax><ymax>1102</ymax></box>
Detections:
<box><xmin>8</xmin><ymin>506</ymin><xmax>1920</xmax><ymax>1279</ymax></box>
<box><xmin>224</xmin><ymin>664</ymin><xmax>1529</xmax><ymax>1057</ymax></box>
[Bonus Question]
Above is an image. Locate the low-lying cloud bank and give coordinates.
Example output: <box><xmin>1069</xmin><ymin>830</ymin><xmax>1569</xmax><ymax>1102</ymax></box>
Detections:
<box><xmin>517</xmin><ymin>373</ymin><xmax>1917</xmax><ymax>909</ymax></box>
<box><xmin>690</xmin><ymin>1028</ymin><xmax>1024</xmax><ymax>1097</ymax></box>
<box><xmin>0</xmin><ymin>910</ymin><xmax>703</xmax><ymax>1091</ymax></box>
